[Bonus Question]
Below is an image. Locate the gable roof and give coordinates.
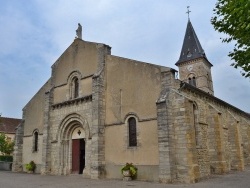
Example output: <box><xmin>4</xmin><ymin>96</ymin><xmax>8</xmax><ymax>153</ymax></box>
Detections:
<box><xmin>0</xmin><ymin>117</ymin><xmax>22</xmax><ymax>134</ymax></box>
<box><xmin>176</xmin><ymin>20</ymin><xmax>212</xmax><ymax>66</ymax></box>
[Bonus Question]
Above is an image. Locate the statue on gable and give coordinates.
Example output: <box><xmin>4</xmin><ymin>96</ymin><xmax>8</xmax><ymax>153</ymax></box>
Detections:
<box><xmin>76</xmin><ymin>23</ymin><xmax>82</xmax><ymax>39</ymax></box>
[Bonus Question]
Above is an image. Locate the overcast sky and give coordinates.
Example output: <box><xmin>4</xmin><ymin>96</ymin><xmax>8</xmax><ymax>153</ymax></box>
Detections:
<box><xmin>0</xmin><ymin>0</ymin><xmax>249</xmax><ymax>118</ymax></box>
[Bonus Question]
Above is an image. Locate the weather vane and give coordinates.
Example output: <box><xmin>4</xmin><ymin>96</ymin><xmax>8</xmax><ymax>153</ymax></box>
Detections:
<box><xmin>186</xmin><ymin>6</ymin><xmax>191</xmax><ymax>20</ymax></box>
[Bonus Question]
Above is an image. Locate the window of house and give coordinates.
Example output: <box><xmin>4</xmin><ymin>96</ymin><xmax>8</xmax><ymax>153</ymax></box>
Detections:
<box><xmin>33</xmin><ymin>131</ymin><xmax>38</xmax><ymax>152</ymax></box>
<box><xmin>128</xmin><ymin>117</ymin><xmax>137</xmax><ymax>147</ymax></box>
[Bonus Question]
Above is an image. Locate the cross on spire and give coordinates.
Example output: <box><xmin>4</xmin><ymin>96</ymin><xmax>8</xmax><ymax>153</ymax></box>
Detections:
<box><xmin>186</xmin><ymin>6</ymin><xmax>191</xmax><ymax>20</ymax></box>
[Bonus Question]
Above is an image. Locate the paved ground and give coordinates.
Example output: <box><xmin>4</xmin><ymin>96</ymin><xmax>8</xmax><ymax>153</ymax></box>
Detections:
<box><xmin>1</xmin><ymin>168</ymin><xmax>250</xmax><ymax>188</ymax></box>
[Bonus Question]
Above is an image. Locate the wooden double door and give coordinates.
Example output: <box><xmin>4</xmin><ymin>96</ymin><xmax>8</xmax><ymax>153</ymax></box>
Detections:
<box><xmin>72</xmin><ymin>138</ymin><xmax>85</xmax><ymax>174</ymax></box>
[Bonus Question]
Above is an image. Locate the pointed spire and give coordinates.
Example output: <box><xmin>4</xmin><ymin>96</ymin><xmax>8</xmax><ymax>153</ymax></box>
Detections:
<box><xmin>176</xmin><ymin>20</ymin><xmax>212</xmax><ymax>66</ymax></box>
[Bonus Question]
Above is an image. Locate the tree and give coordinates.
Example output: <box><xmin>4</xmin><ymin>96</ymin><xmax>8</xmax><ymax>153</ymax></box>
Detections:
<box><xmin>0</xmin><ymin>133</ymin><xmax>14</xmax><ymax>155</ymax></box>
<box><xmin>211</xmin><ymin>0</ymin><xmax>250</xmax><ymax>77</ymax></box>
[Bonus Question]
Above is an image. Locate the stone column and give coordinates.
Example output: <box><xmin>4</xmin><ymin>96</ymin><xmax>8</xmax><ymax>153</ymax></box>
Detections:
<box><xmin>235</xmin><ymin>121</ymin><xmax>244</xmax><ymax>170</ymax></box>
<box><xmin>90</xmin><ymin>44</ymin><xmax>111</xmax><ymax>179</ymax></box>
<box><xmin>207</xmin><ymin>107</ymin><xmax>228</xmax><ymax>174</ymax></box>
<box><xmin>228</xmin><ymin>114</ymin><xmax>244</xmax><ymax>171</ymax></box>
<box><xmin>181</xmin><ymin>99</ymin><xmax>200</xmax><ymax>183</ymax></box>
<box><xmin>41</xmin><ymin>89</ymin><xmax>53</xmax><ymax>174</ymax></box>
<box><xmin>156</xmin><ymin>100</ymin><xmax>174</xmax><ymax>183</ymax></box>
<box><xmin>156</xmin><ymin>69</ymin><xmax>177</xmax><ymax>183</ymax></box>
<box><xmin>244</xmin><ymin>119</ymin><xmax>250</xmax><ymax>165</ymax></box>
<box><xmin>12</xmin><ymin>119</ymin><xmax>24</xmax><ymax>172</ymax></box>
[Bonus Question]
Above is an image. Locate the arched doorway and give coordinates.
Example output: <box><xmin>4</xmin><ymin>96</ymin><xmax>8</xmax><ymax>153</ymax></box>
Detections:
<box><xmin>57</xmin><ymin>113</ymin><xmax>91</xmax><ymax>176</ymax></box>
<box><xmin>72</xmin><ymin>127</ymin><xmax>85</xmax><ymax>174</ymax></box>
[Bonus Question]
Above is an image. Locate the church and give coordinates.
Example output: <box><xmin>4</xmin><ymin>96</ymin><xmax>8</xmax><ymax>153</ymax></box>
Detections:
<box><xmin>12</xmin><ymin>20</ymin><xmax>250</xmax><ymax>183</ymax></box>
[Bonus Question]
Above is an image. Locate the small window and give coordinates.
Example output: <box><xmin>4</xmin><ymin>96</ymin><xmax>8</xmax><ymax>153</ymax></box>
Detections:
<box><xmin>128</xmin><ymin>117</ymin><xmax>137</xmax><ymax>147</ymax></box>
<box><xmin>71</xmin><ymin>77</ymin><xmax>79</xmax><ymax>99</ymax></box>
<box><xmin>187</xmin><ymin>51</ymin><xmax>192</xmax><ymax>58</ymax></box>
<box><xmin>193</xmin><ymin>104</ymin><xmax>198</xmax><ymax>146</ymax></box>
<box><xmin>74</xmin><ymin>78</ymin><xmax>79</xmax><ymax>98</ymax></box>
<box><xmin>33</xmin><ymin>131</ymin><xmax>38</xmax><ymax>152</ymax></box>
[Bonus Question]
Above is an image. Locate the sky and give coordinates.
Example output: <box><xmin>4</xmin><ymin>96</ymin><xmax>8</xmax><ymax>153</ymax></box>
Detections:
<box><xmin>0</xmin><ymin>0</ymin><xmax>249</xmax><ymax>119</ymax></box>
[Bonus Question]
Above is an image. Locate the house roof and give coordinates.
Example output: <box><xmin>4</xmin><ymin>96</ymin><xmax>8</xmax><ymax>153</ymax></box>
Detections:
<box><xmin>0</xmin><ymin>117</ymin><xmax>22</xmax><ymax>134</ymax></box>
<box><xmin>176</xmin><ymin>20</ymin><xmax>212</xmax><ymax>67</ymax></box>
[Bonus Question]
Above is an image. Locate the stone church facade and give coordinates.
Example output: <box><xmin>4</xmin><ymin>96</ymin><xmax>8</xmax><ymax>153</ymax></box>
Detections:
<box><xmin>13</xmin><ymin>20</ymin><xmax>250</xmax><ymax>183</ymax></box>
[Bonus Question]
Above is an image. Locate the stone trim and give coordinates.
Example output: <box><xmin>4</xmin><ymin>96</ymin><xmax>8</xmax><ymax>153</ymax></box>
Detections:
<box><xmin>51</xmin><ymin>95</ymin><xmax>92</xmax><ymax>109</ymax></box>
<box><xmin>176</xmin><ymin>57</ymin><xmax>212</xmax><ymax>67</ymax></box>
<box><xmin>105</xmin><ymin>122</ymin><xmax>123</xmax><ymax>127</ymax></box>
<box><xmin>105</xmin><ymin>117</ymin><xmax>157</xmax><ymax>127</ymax></box>
<box><xmin>66</xmin><ymin>70</ymin><xmax>82</xmax><ymax>83</ymax></box>
<box><xmin>139</xmin><ymin>117</ymin><xmax>157</xmax><ymax>122</ymax></box>
<box><xmin>56</xmin><ymin>113</ymin><xmax>92</xmax><ymax>141</ymax></box>
<box><xmin>54</xmin><ymin>74</ymin><xmax>94</xmax><ymax>89</ymax></box>
<box><xmin>23</xmin><ymin>133</ymin><xmax>43</xmax><ymax>137</ymax></box>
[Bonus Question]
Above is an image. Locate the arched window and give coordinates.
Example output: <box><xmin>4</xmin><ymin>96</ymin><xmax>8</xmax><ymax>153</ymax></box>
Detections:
<box><xmin>67</xmin><ymin>71</ymin><xmax>82</xmax><ymax>100</ymax></box>
<box><xmin>71</xmin><ymin>77</ymin><xmax>79</xmax><ymax>99</ymax></box>
<box><xmin>128</xmin><ymin>117</ymin><xmax>137</xmax><ymax>147</ymax></box>
<box><xmin>187</xmin><ymin>51</ymin><xmax>192</xmax><ymax>58</ymax></box>
<box><xmin>74</xmin><ymin>77</ymin><xmax>79</xmax><ymax>98</ymax></box>
<box><xmin>33</xmin><ymin>131</ymin><xmax>38</xmax><ymax>152</ymax></box>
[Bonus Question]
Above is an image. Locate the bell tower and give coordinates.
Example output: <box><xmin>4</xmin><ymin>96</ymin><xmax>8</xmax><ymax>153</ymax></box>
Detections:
<box><xmin>176</xmin><ymin>19</ymin><xmax>214</xmax><ymax>95</ymax></box>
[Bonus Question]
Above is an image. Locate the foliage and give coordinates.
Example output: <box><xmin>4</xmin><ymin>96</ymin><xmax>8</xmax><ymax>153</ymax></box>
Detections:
<box><xmin>0</xmin><ymin>155</ymin><xmax>13</xmax><ymax>162</ymax></box>
<box><xmin>0</xmin><ymin>133</ymin><xmax>14</xmax><ymax>155</ymax></box>
<box><xmin>25</xmin><ymin>161</ymin><xmax>36</xmax><ymax>172</ymax></box>
<box><xmin>211</xmin><ymin>0</ymin><xmax>250</xmax><ymax>77</ymax></box>
<box><xmin>121</xmin><ymin>163</ymin><xmax>138</xmax><ymax>177</ymax></box>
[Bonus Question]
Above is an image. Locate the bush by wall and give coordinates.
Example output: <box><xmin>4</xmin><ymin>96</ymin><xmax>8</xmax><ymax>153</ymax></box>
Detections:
<box><xmin>0</xmin><ymin>155</ymin><xmax>13</xmax><ymax>162</ymax></box>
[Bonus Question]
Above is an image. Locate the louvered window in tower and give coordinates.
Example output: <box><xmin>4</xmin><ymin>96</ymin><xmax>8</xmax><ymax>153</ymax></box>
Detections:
<box><xmin>128</xmin><ymin>117</ymin><xmax>137</xmax><ymax>147</ymax></box>
<box><xmin>188</xmin><ymin>76</ymin><xmax>196</xmax><ymax>87</ymax></box>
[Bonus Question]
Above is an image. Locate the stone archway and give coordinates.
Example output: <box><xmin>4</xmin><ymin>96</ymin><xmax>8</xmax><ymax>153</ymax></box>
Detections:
<box><xmin>71</xmin><ymin>127</ymin><xmax>85</xmax><ymax>174</ymax></box>
<box><xmin>57</xmin><ymin>113</ymin><xmax>91</xmax><ymax>176</ymax></box>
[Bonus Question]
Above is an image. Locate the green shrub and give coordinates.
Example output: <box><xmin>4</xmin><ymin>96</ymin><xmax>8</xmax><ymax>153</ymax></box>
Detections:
<box><xmin>25</xmin><ymin>161</ymin><xmax>36</xmax><ymax>172</ymax></box>
<box><xmin>121</xmin><ymin>163</ymin><xmax>137</xmax><ymax>178</ymax></box>
<box><xmin>0</xmin><ymin>155</ymin><xmax>13</xmax><ymax>162</ymax></box>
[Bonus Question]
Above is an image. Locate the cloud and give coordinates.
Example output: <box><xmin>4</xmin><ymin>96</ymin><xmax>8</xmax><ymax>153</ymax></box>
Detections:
<box><xmin>0</xmin><ymin>0</ymin><xmax>249</xmax><ymax>118</ymax></box>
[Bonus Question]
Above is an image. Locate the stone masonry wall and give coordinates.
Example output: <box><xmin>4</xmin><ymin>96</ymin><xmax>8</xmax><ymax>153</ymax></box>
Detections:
<box><xmin>49</xmin><ymin>99</ymin><xmax>92</xmax><ymax>175</ymax></box>
<box><xmin>157</xmin><ymin>73</ymin><xmax>250</xmax><ymax>183</ymax></box>
<box><xmin>174</xmin><ymin>82</ymin><xmax>250</xmax><ymax>181</ymax></box>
